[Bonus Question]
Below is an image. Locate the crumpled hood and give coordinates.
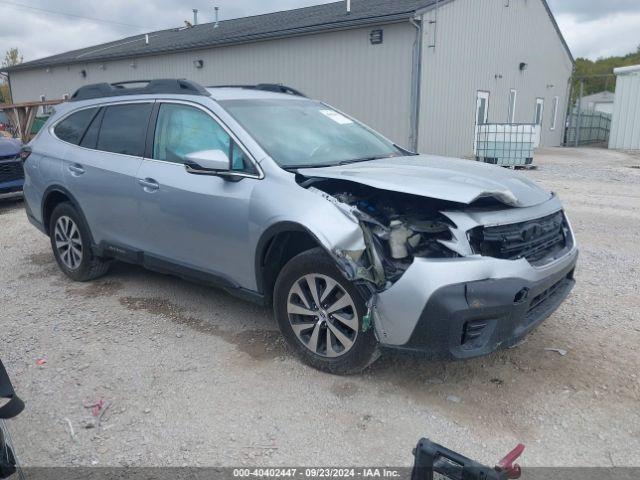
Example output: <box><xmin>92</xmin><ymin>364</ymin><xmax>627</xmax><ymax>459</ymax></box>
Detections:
<box><xmin>298</xmin><ymin>155</ymin><xmax>552</xmax><ymax>207</ymax></box>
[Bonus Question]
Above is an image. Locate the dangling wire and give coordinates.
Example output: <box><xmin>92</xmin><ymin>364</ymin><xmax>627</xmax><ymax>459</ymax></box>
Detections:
<box><xmin>0</xmin><ymin>419</ymin><xmax>26</xmax><ymax>480</ymax></box>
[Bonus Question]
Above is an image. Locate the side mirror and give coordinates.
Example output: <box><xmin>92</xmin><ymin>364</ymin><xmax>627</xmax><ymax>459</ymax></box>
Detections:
<box><xmin>184</xmin><ymin>149</ymin><xmax>230</xmax><ymax>175</ymax></box>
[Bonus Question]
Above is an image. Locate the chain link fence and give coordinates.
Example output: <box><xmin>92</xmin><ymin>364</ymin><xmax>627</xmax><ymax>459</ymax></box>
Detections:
<box><xmin>565</xmin><ymin>109</ymin><xmax>611</xmax><ymax>146</ymax></box>
<box><xmin>564</xmin><ymin>75</ymin><xmax>616</xmax><ymax>147</ymax></box>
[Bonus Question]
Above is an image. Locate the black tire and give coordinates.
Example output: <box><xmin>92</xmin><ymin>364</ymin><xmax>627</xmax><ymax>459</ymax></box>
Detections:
<box><xmin>48</xmin><ymin>202</ymin><xmax>110</xmax><ymax>282</ymax></box>
<box><xmin>274</xmin><ymin>248</ymin><xmax>380</xmax><ymax>375</ymax></box>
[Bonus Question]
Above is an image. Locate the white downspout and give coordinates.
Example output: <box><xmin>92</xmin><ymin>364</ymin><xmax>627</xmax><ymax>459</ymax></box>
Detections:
<box><xmin>409</xmin><ymin>15</ymin><xmax>424</xmax><ymax>153</ymax></box>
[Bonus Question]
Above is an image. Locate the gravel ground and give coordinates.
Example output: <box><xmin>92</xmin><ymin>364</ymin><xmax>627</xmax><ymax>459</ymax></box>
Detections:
<box><xmin>0</xmin><ymin>147</ymin><xmax>639</xmax><ymax>468</ymax></box>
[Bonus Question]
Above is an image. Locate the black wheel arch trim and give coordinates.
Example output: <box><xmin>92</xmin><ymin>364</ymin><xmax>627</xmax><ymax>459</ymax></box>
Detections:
<box><xmin>41</xmin><ymin>185</ymin><xmax>95</xmax><ymax>246</ymax></box>
<box><xmin>254</xmin><ymin>221</ymin><xmax>327</xmax><ymax>295</ymax></box>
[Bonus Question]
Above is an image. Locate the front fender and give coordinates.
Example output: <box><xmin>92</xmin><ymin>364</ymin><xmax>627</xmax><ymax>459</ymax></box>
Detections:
<box><xmin>251</xmin><ymin>175</ymin><xmax>367</xmax><ymax>291</ymax></box>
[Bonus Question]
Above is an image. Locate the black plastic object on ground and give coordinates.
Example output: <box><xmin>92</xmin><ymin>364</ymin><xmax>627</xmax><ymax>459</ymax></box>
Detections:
<box><xmin>0</xmin><ymin>362</ymin><xmax>23</xmax><ymax>421</ymax></box>
<box><xmin>0</xmin><ymin>360</ymin><xmax>23</xmax><ymax>479</ymax></box>
<box><xmin>412</xmin><ymin>438</ymin><xmax>524</xmax><ymax>480</ymax></box>
<box><xmin>0</xmin><ymin>426</ymin><xmax>17</xmax><ymax>480</ymax></box>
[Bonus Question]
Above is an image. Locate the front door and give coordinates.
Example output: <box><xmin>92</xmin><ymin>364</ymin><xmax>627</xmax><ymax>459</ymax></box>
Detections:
<box><xmin>136</xmin><ymin>102</ymin><xmax>261</xmax><ymax>287</ymax></box>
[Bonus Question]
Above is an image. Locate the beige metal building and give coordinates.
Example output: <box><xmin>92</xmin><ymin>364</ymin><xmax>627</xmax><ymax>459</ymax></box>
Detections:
<box><xmin>3</xmin><ymin>0</ymin><xmax>574</xmax><ymax>158</ymax></box>
<box><xmin>579</xmin><ymin>91</ymin><xmax>615</xmax><ymax>115</ymax></box>
<box><xmin>609</xmin><ymin>65</ymin><xmax>640</xmax><ymax>151</ymax></box>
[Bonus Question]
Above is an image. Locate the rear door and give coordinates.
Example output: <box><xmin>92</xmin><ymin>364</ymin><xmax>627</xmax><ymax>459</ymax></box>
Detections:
<box><xmin>61</xmin><ymin>102</ymin><xmax>153</xmax><ymax>249</ymax></box>
<box><xmin>136</xmin><ymin>101</ymin><xmax>261</xmax><ymax>286</ymax></box>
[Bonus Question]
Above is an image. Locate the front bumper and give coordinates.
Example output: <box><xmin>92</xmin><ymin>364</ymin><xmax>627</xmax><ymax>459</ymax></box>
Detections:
<box><xmin>373</xmin><ymin>246</ymin><xmax>578</xmax><ymax>360</ymax></box>
<box><xmin>0</xmin><ymin>179</ymin><xmax>23</xmax><ymax>197</ymax></box>
<box><xmin>0</xmin><ymin>156</ymin><xmax>24</xmax><ymax>197</ymax></box>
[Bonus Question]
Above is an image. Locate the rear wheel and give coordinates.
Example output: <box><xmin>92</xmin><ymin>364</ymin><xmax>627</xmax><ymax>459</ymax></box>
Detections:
<box><xmin>274</xmin><ymin>248</ymin><xmax>379</xmax><ymax>374</ymax></box>
<box><xmin>49</xmin><ymin>202</ymin><xmax>110</xmax><ymax>282</ymax></box>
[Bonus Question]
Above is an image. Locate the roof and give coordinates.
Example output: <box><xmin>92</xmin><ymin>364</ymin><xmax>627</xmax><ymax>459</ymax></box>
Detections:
<box><xmin>39</xmin><ymin>86</ymin><xmax>308</xmax><ymax>116</ymax></box>
<box><xmin>614</xmin><ymin>64</ymin><xmax>640</xmax><ymax>76</ymax></box>
<box><xmin>580</xmin><ymin>91</ymin><xmax>615</xmax><ymax>104</ymax></box>
<box><xmin>5</xmin><ymin>0</ymin><xmax>436</xmax><ymax>72</ymax></box>
<box><xmin>540</xmin><ymin>0</ymin><xmax>574</xmax><ymax>65</ymax></box>
<box><xmin>4</xmin><ymin>0</ymin><xmax>573</xmax><ymax>72</ymax></box>
<box><xmin>207</xmin><ymin>87</ymin><xmax>310</xmax><ymax>101</ymax></box>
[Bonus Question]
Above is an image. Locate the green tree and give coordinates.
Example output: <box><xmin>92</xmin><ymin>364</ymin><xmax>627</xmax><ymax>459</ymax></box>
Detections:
<box><xmin>0</xmin><ymin>48</ymin><xmax>22</xmax><ymax>103</ymax></box>
<box><xmin>571</xmin><ymin>47</ymin><xmax>640</xmax><ymax>104</ymax></box>
<box><xmin>2</xmin><ymin>48</ymin><xmax>23</xmax><ymax>68</ymax></box>
<box><xmin>0</xmin><ymin>79</ymin><xmax>9</xmax><ymax>104</ymax></box>
<box><xmin>1</xmin><ymin>48</ymin><xmax>23</xmax><ymax>103</ymax></box>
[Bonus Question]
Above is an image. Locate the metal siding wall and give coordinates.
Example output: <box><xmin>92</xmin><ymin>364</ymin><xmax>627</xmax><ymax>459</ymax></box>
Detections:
<box><xmin>609</xmin><ymin>70</ymin><xmax>640</xmax><ymax>150</ymax></box>
<box><xmin>418</xmin><ymin>0</ymin><xmax>573</xmax><ymax>158</ymax></box>
<box><xmin>9</xmin><ymin>23</ymin><xmax>415</xmax><ymax>147</ymax></box>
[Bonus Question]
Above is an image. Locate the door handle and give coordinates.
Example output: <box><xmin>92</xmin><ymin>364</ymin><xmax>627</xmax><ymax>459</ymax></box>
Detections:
<box><xmin>138</xmin><ymin>178</ymin><xmax>160</xmax><ymax>191</ymax></box>
<box><xmin>68</xmin><ymin>164</ymin><xmax>85</xmax><ymax>176</ymax></box>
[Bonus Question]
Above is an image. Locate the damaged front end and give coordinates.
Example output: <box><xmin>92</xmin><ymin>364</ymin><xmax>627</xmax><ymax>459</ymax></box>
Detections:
<box><xmin>302</xmin><ymin>177</ymin><xmax>464</xmax><ymax>292</ymax></box>
<box><xmin>299</xmin><ymin>174</ymin><xmax>578</xmax><ymax>358</ymax></box>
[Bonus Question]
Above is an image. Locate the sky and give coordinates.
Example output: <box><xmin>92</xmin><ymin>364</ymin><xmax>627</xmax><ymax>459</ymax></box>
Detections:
<box><xmin>0</xmin><ymin>0</ymin><xmax>639</xmax><ymax>65</ymax></box>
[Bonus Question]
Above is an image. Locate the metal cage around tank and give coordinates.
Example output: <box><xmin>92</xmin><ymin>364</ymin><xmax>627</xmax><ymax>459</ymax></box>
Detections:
<box><xmin>474</xmin><ymin>123</ymin><xmax>541</xmax><ymax>167</ymax></box>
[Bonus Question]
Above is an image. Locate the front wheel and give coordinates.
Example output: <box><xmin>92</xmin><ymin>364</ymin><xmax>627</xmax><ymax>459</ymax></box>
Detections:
<box><xmin>274</xmin><ymin>248</ymin><xmax>379</xmax><ymax>375</ymax></box>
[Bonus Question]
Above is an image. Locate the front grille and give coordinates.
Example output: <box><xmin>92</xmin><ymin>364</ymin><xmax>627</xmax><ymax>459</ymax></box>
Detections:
<box><xmin>469</xmin><ymin>211</ymin><xmax>570</xmax><ymax>266</ymax></box>
<box><xmin>0</xmin><ymin>158</ymin><xmax>24</xmax><ymax>183</ymax></box>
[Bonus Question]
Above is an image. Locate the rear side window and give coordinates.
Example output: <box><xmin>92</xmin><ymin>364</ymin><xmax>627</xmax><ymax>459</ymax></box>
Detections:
<box><xmin>54</xmin><ymin>108</ymin><xmax>98</xmax><ymax>145</ymax></box>
<box><xmin>97</xmin><ymin>104</ymin><xmax>153</xmax><ymax>156</ymax></box>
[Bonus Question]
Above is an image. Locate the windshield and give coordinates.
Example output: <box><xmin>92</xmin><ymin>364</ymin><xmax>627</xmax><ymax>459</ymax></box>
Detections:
<box><xmin>220</xmin><ymin>99</ymin><xmax>404</xmax><ymax>168</ymax></box>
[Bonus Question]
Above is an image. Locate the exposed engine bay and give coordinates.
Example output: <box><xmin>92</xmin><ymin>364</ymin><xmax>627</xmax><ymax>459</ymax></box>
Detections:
<box><xmin>299</xmin><ymin>176</ymin><xmax>466</xmax><ymax>290</ymax></box>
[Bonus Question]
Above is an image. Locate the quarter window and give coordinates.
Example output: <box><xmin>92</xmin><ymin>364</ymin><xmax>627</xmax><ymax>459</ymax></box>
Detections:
<box><xmin>231</xmin><ymin>142</ymin><xmax>252</xmax><ymax>172</ymax></box>
<box><xmin>97</xmin><ymin>104</ymin><xmax>153</xmax><ymax>157</ymax></box>
<box><xmin>54</xmin><ymin>108</ymin><xmax>99</xmax><ymax>145</ymax></box>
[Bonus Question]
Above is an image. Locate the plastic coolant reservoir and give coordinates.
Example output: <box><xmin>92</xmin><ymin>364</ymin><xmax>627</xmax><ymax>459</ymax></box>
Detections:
<box><xmin>389</xmin><ymin>220</ymin><xmax>412</xmax><ymax>259</ymax></box>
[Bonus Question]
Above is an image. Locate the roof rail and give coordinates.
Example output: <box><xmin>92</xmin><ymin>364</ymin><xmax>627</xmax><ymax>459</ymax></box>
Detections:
<box><xmin>70</xmin><ymin>79</ymin><xmax>211</xmax><ymax>102</ymax></box>
<box><xmin>210</xmin><ymin>84</ymin><xmax>306</xmax><ymax>97</ymax></box>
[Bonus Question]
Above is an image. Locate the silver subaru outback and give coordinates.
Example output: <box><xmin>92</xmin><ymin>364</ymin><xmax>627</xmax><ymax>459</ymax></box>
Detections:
<box><xmin>22</xmin><ymin>79</ymin><xmax>578</xmax><ymax>374</ymax></box>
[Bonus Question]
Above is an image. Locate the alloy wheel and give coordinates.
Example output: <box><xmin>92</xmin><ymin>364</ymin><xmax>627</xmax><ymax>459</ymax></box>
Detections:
<box><xmin>54</xmin><ymin>216</ymin><xmax>83</xmax><ymax>270</ymax></box>
<box><xmin>286</xmin><ymin>274</ymin><xmax>359</xmax><ymax>358</ymax></box>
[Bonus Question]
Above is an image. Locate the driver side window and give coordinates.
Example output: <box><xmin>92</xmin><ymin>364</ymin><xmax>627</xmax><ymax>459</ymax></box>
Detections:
<box><xmin>153</xmin><ymin>103</ymin><xmax>256</xmax><ymax>174</ymax></box>
<box><xmin>153</xmin><ymin>104</ymin><xmax>230</xmax><ymax>163</ymax></box>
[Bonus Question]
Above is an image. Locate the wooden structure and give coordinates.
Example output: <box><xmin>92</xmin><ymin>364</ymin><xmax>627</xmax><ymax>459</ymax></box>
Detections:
<box><xmin>0</xmin><ymin>99</ymin><xmax>64</xmax><ymax>141</ymax></box>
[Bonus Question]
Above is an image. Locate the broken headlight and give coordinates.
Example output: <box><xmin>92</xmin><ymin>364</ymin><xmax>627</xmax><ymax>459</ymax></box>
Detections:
<box><xmin>368</xmin><ymin>215</ymin><xmax>458</xmax><ymax>261</ymax></box>
<box><xmin>390</xmin><ymin>217</ymin><xmax>456</xmax><ymax>259</ymax></box>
